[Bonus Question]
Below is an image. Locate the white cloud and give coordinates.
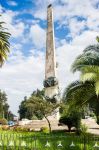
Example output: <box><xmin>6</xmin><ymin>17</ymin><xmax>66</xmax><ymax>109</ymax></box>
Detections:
<box><xmin>33</xmin><ymin>0</ymin><xmax>99</xmax><ymax>36</ymax></box>
<box><xmin>0</xmin><ymin>8</ymin><xmax>25</xmax><ymax>38</ymax></box>
<box><xmin>0</xmin><ymin>48</ymin><xmax>44</xmax><ymax>114</ymax></box>
<box><xmin>68</xmin><ymin>18</ymin><xmax>86</xmax><ymax>38</ymax></box>
<box><xmin>7</xmin><ymin>1</ymin><xmax>18</xmax><ymax>6</ymax></box>
<box><xmin>29</xmin><ymin>24</ymin><xmax>46</xmax><ymax>49</ymax></box>
<box><xmin>72</xmin><ymin>30</ymin><xmax>98</xmax><ymax>46</ymax></box>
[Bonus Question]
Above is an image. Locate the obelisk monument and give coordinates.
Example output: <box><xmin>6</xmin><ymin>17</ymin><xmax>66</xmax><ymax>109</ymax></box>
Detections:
<box><xmin>43</xmin><ymin>4</ymin><xmax>59</xmax><ymax>104</ymax></box>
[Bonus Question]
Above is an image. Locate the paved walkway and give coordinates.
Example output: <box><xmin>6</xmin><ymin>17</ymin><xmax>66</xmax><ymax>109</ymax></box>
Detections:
<box><xmin>82</xmin><ymin>118</ymin><xmax>99</xmax><ymax>135</ymax></box>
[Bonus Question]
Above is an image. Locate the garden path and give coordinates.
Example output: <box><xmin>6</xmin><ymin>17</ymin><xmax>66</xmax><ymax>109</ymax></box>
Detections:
<box><xmin>82</xmin><ymin>118</ymin><xmax>99</xmax><ymax>135</ymax></box>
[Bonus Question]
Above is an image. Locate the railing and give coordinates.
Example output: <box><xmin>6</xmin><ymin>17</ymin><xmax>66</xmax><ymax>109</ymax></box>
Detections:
<box><xmin>0</xmin><ymin>133</ymin><xmax>99</xmax><ymax>149</ymax></box>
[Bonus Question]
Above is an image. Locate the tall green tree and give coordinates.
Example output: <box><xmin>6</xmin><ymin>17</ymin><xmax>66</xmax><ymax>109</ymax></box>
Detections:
<box><xmin>0</xmin><ymin>90</ymin><xmax>9</xmax><ymax>119</ymax></box>
<box><xmin>18</xmin><ymin>96</ymin><xmax>28</xmax><ymax>120</ymax></box>
<box><xmin>0</xmin><ymin>20</ymin><xmax>11</xmax><ymax>66</ymax></box>
<box><xmin>63</xmin><ymin>80</ymin><xmax>99</xmax><ymax>121</ymax></box>
<box><xmin>18</xmin><ymin>89</ymin><xmax>45</xmax><ymax>120</ymax></box>
<box><xmin>62</xmin><ymin>37</ymin><xmax>99</xmax><ymax>125</ymax></box>
<box><xmin>18</xmin><ymin>89</ymin><xmax>58</xmax><ymax>133</ymax></box>
<box><xmin>26</xmin><ymin>96</ymin><xmax>58</xmax><ymax>133</ymax></box>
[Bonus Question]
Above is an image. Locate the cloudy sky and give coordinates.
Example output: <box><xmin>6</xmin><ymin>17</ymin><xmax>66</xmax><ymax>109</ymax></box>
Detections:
<box><xmin>0</xmin><ymin>0</ymin><xmax>99</xmax><ymax>115</ymax></box>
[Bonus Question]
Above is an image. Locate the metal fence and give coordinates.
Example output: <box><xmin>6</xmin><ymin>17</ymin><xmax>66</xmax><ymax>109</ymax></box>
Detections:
<box><xmin>0</xmin><ymin>133</ymin><xmax>99</xmax><ymax>149</ymax></box>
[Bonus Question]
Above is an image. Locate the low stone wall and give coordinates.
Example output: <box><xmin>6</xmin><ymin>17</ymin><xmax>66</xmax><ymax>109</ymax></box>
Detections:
<box><xmin>18</xmin><ymin>119</ymin><xmax>67</xmax><ymax>131</ymax></box>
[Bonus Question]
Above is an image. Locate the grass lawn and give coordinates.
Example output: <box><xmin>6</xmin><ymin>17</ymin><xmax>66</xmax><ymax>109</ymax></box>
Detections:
<box><xmin>0</xmin><ymin>130</ymin><xmax>98</xmax><ymax>149</ymax></box>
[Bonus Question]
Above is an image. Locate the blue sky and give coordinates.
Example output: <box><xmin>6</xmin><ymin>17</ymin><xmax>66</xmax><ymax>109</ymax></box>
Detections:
<box><xmin>0</xmin><ymin>0</ymin><xmax>99</xmax><ymax>115</ymax></box>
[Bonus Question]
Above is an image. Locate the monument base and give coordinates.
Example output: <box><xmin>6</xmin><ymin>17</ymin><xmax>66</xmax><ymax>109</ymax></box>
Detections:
<box><xmin>45</xmin><ymin>86</ymin><xmax>59</xmax><ymax>98</ymax></box>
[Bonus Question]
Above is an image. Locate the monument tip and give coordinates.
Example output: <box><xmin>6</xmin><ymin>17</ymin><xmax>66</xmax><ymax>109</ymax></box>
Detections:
<box><xmin>48</xmin><ymin>4</ymin><xmax>52</xmax><ymax>8</ymax></box>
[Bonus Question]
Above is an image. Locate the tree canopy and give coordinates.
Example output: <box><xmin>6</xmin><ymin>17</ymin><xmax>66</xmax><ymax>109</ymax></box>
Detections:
<box><xmin>62</xmin><ymin>37</ymin><xmax>99</xmax><ymax>123</ymax></box>
<box><xmin>72</xmin><ymin>38</ymin><xmax>99</xmax><ymax>95</ymax></box>
<box><xmin>18</xmin><ymin>89</ymin><xmax>58</xmax><ymax>132</ymax></box>
<box><xmin>0</xmin><ymin>90</ymin><xmax>10</xmax><ymax>120</ymax></box>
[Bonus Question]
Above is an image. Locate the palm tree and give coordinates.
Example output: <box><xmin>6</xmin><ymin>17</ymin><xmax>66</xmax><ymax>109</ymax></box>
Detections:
<box><xmin>72</xmin><ymin>37</ymin><xmax>99</xmax><ymax>95</ymax></box>
<box><xmin>62</xmin><ymin>37</ymin><xmax>99</xmax><ymax>121</ymax></box>
<box><xmin>63</xmin><ymin>81</ymin><xmax>95</xmax><ymax>106</ymax></box>
<box><xmin>0</xmin><ymin>21</ymin><xmax>11</xmax><ymax>66</ymax></box>
<box><xmin>63</xmin><ymin>80</ymin><xmax>99</xmax><ymax>121</ymax></box>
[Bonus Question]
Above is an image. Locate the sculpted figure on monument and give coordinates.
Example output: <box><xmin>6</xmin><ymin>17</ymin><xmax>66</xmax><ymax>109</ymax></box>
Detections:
<box><xmin>43</xmin><ymin>77</ymin><xmax>58</xmax><ymax>88</ymax></box>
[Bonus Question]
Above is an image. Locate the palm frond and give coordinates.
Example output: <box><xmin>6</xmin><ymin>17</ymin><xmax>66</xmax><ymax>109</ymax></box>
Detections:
<box><xmin>80</xmin><ymin>72</ymin><xmax>97</xmax><ymax>82</ymax></box>
<box><xmin>84</xmin><ymin>45</ymin><xmax>99</xmax><ymax>53</ymax></box>
<box><xmin>95</xmin><ymin>80</ymin><xmax>99</xmax><ymax>96</ymax></box>
<box><xmin>72</xmin><ymin>52</ymin><xmax>99</xmax><ymax>72</ymax></box>
<box><xmin>63</xmin><ymin>80</ymin><xmax>94</xmax><ymax>106</ymax></box>
<box><xmin>0</xmin><ymin>18</ymin><xmax>11</xmax><ymax>66</ymax></box>
<box><xmin>81</xmin><ymin>66</ymin><xmax>99</xmax><ymax>73</ymax></box>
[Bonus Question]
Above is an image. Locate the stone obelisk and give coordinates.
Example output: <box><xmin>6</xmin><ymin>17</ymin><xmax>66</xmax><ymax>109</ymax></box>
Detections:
<box><xmin>43</xmin><ymin>4</ymin><xmax>59</xmax><ymax>104</ymax></box>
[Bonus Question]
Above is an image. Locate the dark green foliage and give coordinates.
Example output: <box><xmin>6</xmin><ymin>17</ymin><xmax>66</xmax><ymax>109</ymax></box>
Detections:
<box><xmin>25</xmin><ymin>96</ymin><xmax>58</xmax><ymax>133</ymax></box>
<box><xmin>71</xmin><ymin>38</ymin><xmax>99</xmax><ymax>95</ymax></box>
<box><xmin>59</xmin><ymin>116</ymin><xmax>73</xmax><ymax>132</ymax></box>
<box><xmin>59</xmin><ymin>110</ymin><xmax>81</xmax><ymax>133</ymax></box>
<box><xmin>63</xmin><ymin>80</ymin><xmax>99</xmax><ymax>121</ymax></box>
<box><xmin>72</xmin><ymin>44</ymin><xmax>99</xmax><ymax>73</ymax></box>
<box><xmin>62</xmin><ymin>37</ymin><xmax>99</xmax><ymax>125</ymax></box>
<box><xmin>18</xmin><ymin>89</ymin><xmax>58</xmax><ymax>133</ymax></box>
<box><xmin>18</xmin><ymin>90</ymin><xmax>45</xmax><ymax>120</ymax></box>
<box><xmin>8</xmin><ymin>111</ymin><xmax>15</xmax><ymax>121</ymax></box>
<box><xmin>89</xmin><ymin>96</ymin><xmax>99</xmax><ymax>122</ymax></box>
<box><xmin>31</xmin><ymin>89</ymin><xmax>44</xmax><ymax>98</ymax></box>
<box><xmin>63</xmin><ymin>80</ymin><xmax>95</xmax><ymax>106</ymax></box>
<box><xmin>18</xmin><ymin>96</ymin><xmax>28</xmax><ymax>120</ymax></box>
<box><xmin>0</xmin><ymin>90</ymin><xmax>10</xmax><ymax>119</ymax></box>
<box><xmin>19</xmin><ymin>89</ymin><xmax>58</xmax><ymax>120</ymax></box>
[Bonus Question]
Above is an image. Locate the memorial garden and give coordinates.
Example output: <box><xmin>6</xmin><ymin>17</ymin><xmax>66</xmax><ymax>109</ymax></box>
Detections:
<box><xmin>0</xmin><ymin>1</ymin><xmax>99</xmax><ymax>150</ymax></box>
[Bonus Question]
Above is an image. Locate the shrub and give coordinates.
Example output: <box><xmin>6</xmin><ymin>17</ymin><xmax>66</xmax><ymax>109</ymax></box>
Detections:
<box><xmin>21</xmin><ymin>127</ymin><xmax>29</xmax><ymax>132</ymax></box>
<box><xmin>2</xmin><ymin>125</ymin><xmax>9</xmax><ymax>130</ymax></box>
<box><xmin>13</xmin><ymin>126</ymin><xmax>29</xmax><ymax>132</ymax></box>
<box><xmin>0</xmin><ymin>118</ymin><xmax>8</xmax><ymax>125</ymax></box>
<box><xmin>59</xmin><ymin>110</ymin><xmax>81</xmax><ymax>133</ymax></box>
<box><xmin>40</xmin><ymin>127</ymin><xmax>49</xmax><ymax>133</ymax></box>
<box><xmin>59</xmin><ymin>116</ymin><xmax>73</xmax><ymax>132</ymax></box>
<box><xmin>80</xmin><ymin>124</ymin><xmax>88</xmax><ymax>135</ymax></box>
